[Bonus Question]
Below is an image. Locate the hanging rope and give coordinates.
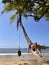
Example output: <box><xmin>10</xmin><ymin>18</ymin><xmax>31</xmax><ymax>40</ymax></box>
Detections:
<box><xmin>18</xmin><ymin>25</ymin><xmax>21</xmax><ymax>56</ymax></box>
<box><xmin>19</xmin><ymin>27</ymin><xmax>20</xmax><ymax>49</ymax></box>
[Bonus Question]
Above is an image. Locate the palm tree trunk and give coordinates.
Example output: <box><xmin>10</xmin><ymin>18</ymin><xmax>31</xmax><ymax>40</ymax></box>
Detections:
<box><xmin>19</xmin><ymin>14</ymin><xmax>45</xmax><ymax>63</ymax></box>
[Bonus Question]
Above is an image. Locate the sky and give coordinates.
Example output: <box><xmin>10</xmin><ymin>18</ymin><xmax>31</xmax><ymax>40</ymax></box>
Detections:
<box><xmin>0</xmin><ymin>0</ymin><xmax>49</xmax><ymax>48</ymax></box>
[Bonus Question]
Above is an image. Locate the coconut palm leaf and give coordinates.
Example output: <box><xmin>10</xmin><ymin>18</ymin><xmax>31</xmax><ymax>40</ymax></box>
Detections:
<box><xmin>1</xmin><ymin>3</ymin><xmax>15</xmax><ymax>14</ymax></box>
<box><xmin>34</xmin><ymin>16</ymin><xmax>40</xmax><ymax>21</ymax></box>
<box><xmin>10</xmin><ymin>14</ymin><xmax>16</xmax><ymax>23</ymax></box>
<box><xmin>10</xmin><ymin>12</ymin><xmax>18</xmax><ymax>23</ymax></box>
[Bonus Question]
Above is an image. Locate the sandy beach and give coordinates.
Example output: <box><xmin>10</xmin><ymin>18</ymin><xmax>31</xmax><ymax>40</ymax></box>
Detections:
<box><xmin>0</xmin><ymin>53</ymin><xmax>49</xmax><ymax>65</ymax></box>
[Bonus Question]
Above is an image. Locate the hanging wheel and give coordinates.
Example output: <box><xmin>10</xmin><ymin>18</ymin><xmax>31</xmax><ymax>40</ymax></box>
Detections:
<box><xmin>18</xmin><ymin>49</ymin><xmax>21</xmax><ymax>56</ymax></box>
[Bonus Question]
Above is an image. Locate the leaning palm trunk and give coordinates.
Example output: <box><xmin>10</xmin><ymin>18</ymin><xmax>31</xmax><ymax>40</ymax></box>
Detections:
<box><xmin>19</xmin><ymin>20</ymin><xmax>45</xmax><ymax>63</ymax></box>
<box><xmin>20</xmin><ymin>23</ymin><xmax>49</xmax><ymax>65</ymax></box>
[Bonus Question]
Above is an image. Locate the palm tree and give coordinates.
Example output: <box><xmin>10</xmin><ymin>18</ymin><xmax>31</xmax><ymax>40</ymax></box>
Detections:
<box><xmin>1</xmin><ymin>0</ymin><xmax>48</xmax><ymax>62</ymax></box>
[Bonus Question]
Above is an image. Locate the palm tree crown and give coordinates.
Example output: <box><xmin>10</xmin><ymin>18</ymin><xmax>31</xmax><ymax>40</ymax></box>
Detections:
<box><xmin>2</xmin><ymin>0</ymin><xmax>49</xmax><ymax>22</ymax></box>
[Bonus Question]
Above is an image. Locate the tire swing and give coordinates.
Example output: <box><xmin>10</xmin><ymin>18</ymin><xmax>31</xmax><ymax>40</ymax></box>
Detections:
<box><xmin>18</xmin><ymin>28</ymin><xmax>21</xmax><ymax>56</ymax></box>
<box><xmin>18</xmin><ymin>48</ymin><xmax>21</xmax><ymax>56</ymax></box>
<box><xmin>18</xmin><ymin>41</ymin><xmax>21</xmax><ymax>56</ymax></box>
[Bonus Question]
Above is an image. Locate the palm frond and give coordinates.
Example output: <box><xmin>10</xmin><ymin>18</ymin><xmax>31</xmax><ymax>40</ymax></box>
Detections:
<box><xmin>10</xmin><ymin>13</ymin><xmax>17</xmax><ymax>23</ymax></box>
<box><xmin>1</xmin><ymin>2</ymin><xmax>16</xmax><ymax>14</ymax></box>
<box><xmin>34</xmin><ymin>16</ymin><xmax>40</xmax><ymax>22</ymax></box>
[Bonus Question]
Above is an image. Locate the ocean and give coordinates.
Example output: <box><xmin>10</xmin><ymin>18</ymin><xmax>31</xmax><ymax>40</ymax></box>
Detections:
<box><xmin>0</xmin><ymin>48</ymin><xmax>49</xmax><ymax>53</ymax></box>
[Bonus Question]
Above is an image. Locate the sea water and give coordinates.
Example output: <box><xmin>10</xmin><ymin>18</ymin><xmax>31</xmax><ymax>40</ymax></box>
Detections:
<box><xmin>0</xmin><ymin>48</ymin><xmax>49</xmax><ymax>53</ymax></box>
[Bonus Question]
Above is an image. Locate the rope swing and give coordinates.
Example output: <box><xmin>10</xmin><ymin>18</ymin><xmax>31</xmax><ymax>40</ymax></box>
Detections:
<box><xmin>17</xmin><ymin>14</ymin><xmax>22</xmax><ymax>56</ymax></box>
<box><xmin>18</xmin><ymin>48</ymin><xmax>21</xmax><ymax>56</ymax></box>
<box><xmin>18</xmin><ymin>27</ymin><xmax>21</xmax><ymax>56</ymax></box>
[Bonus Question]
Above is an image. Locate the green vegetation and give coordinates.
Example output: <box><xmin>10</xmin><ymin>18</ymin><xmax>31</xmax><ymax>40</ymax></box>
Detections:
<box><xmin>2</xmin><ymin>0</ymin><xmax>49</xmax><ymax>22</ymax></box>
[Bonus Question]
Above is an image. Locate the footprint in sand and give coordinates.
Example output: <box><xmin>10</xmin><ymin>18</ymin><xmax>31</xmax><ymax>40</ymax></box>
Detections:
<box><xmin>18</xmin><ymin>63</ymin><xmax>29</xmax><ymax>65</ymax></box>
<box><xmin>24</xmin><ymin>63</ymin><xmax>29</xmax><ymax>65</ymax></box>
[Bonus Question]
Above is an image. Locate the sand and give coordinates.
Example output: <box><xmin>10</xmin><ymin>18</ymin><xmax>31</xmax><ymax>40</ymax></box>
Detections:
<box><xmin>0</xmin><ymin>53</ymin><xmax>49</xmax><ymax>65</ymax></box>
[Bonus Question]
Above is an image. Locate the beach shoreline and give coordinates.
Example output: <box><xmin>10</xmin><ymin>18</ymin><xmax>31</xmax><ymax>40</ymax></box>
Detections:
<box><xmin>0</xmin><ymin>53</ymin><xmax>49</xmax><ymax>61</ymax></box>
<box><xmin>0</xmin><ymin>53</ymin><xmax>49</xmax><ymax>65</ymax></box>
<box><xmin>0</xmin><ymin>52</ymin><xmax>49</xmax><ymax>55</ymax></box>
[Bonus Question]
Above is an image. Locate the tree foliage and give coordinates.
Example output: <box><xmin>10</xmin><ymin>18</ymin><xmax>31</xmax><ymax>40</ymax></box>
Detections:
<box><xmin>33</xmin><ymin>0</ymin><xmax>49</xmax><ymax>21</ymax></box>
<box><xmin>2</xmin><ymin>0</ymin><xmax>34</xmax><ymax>15</ymax></box>
<box><xmin>2</xmin><ymin>0</ymin><xmax>49</xmax><ymax>22</ymax></box>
